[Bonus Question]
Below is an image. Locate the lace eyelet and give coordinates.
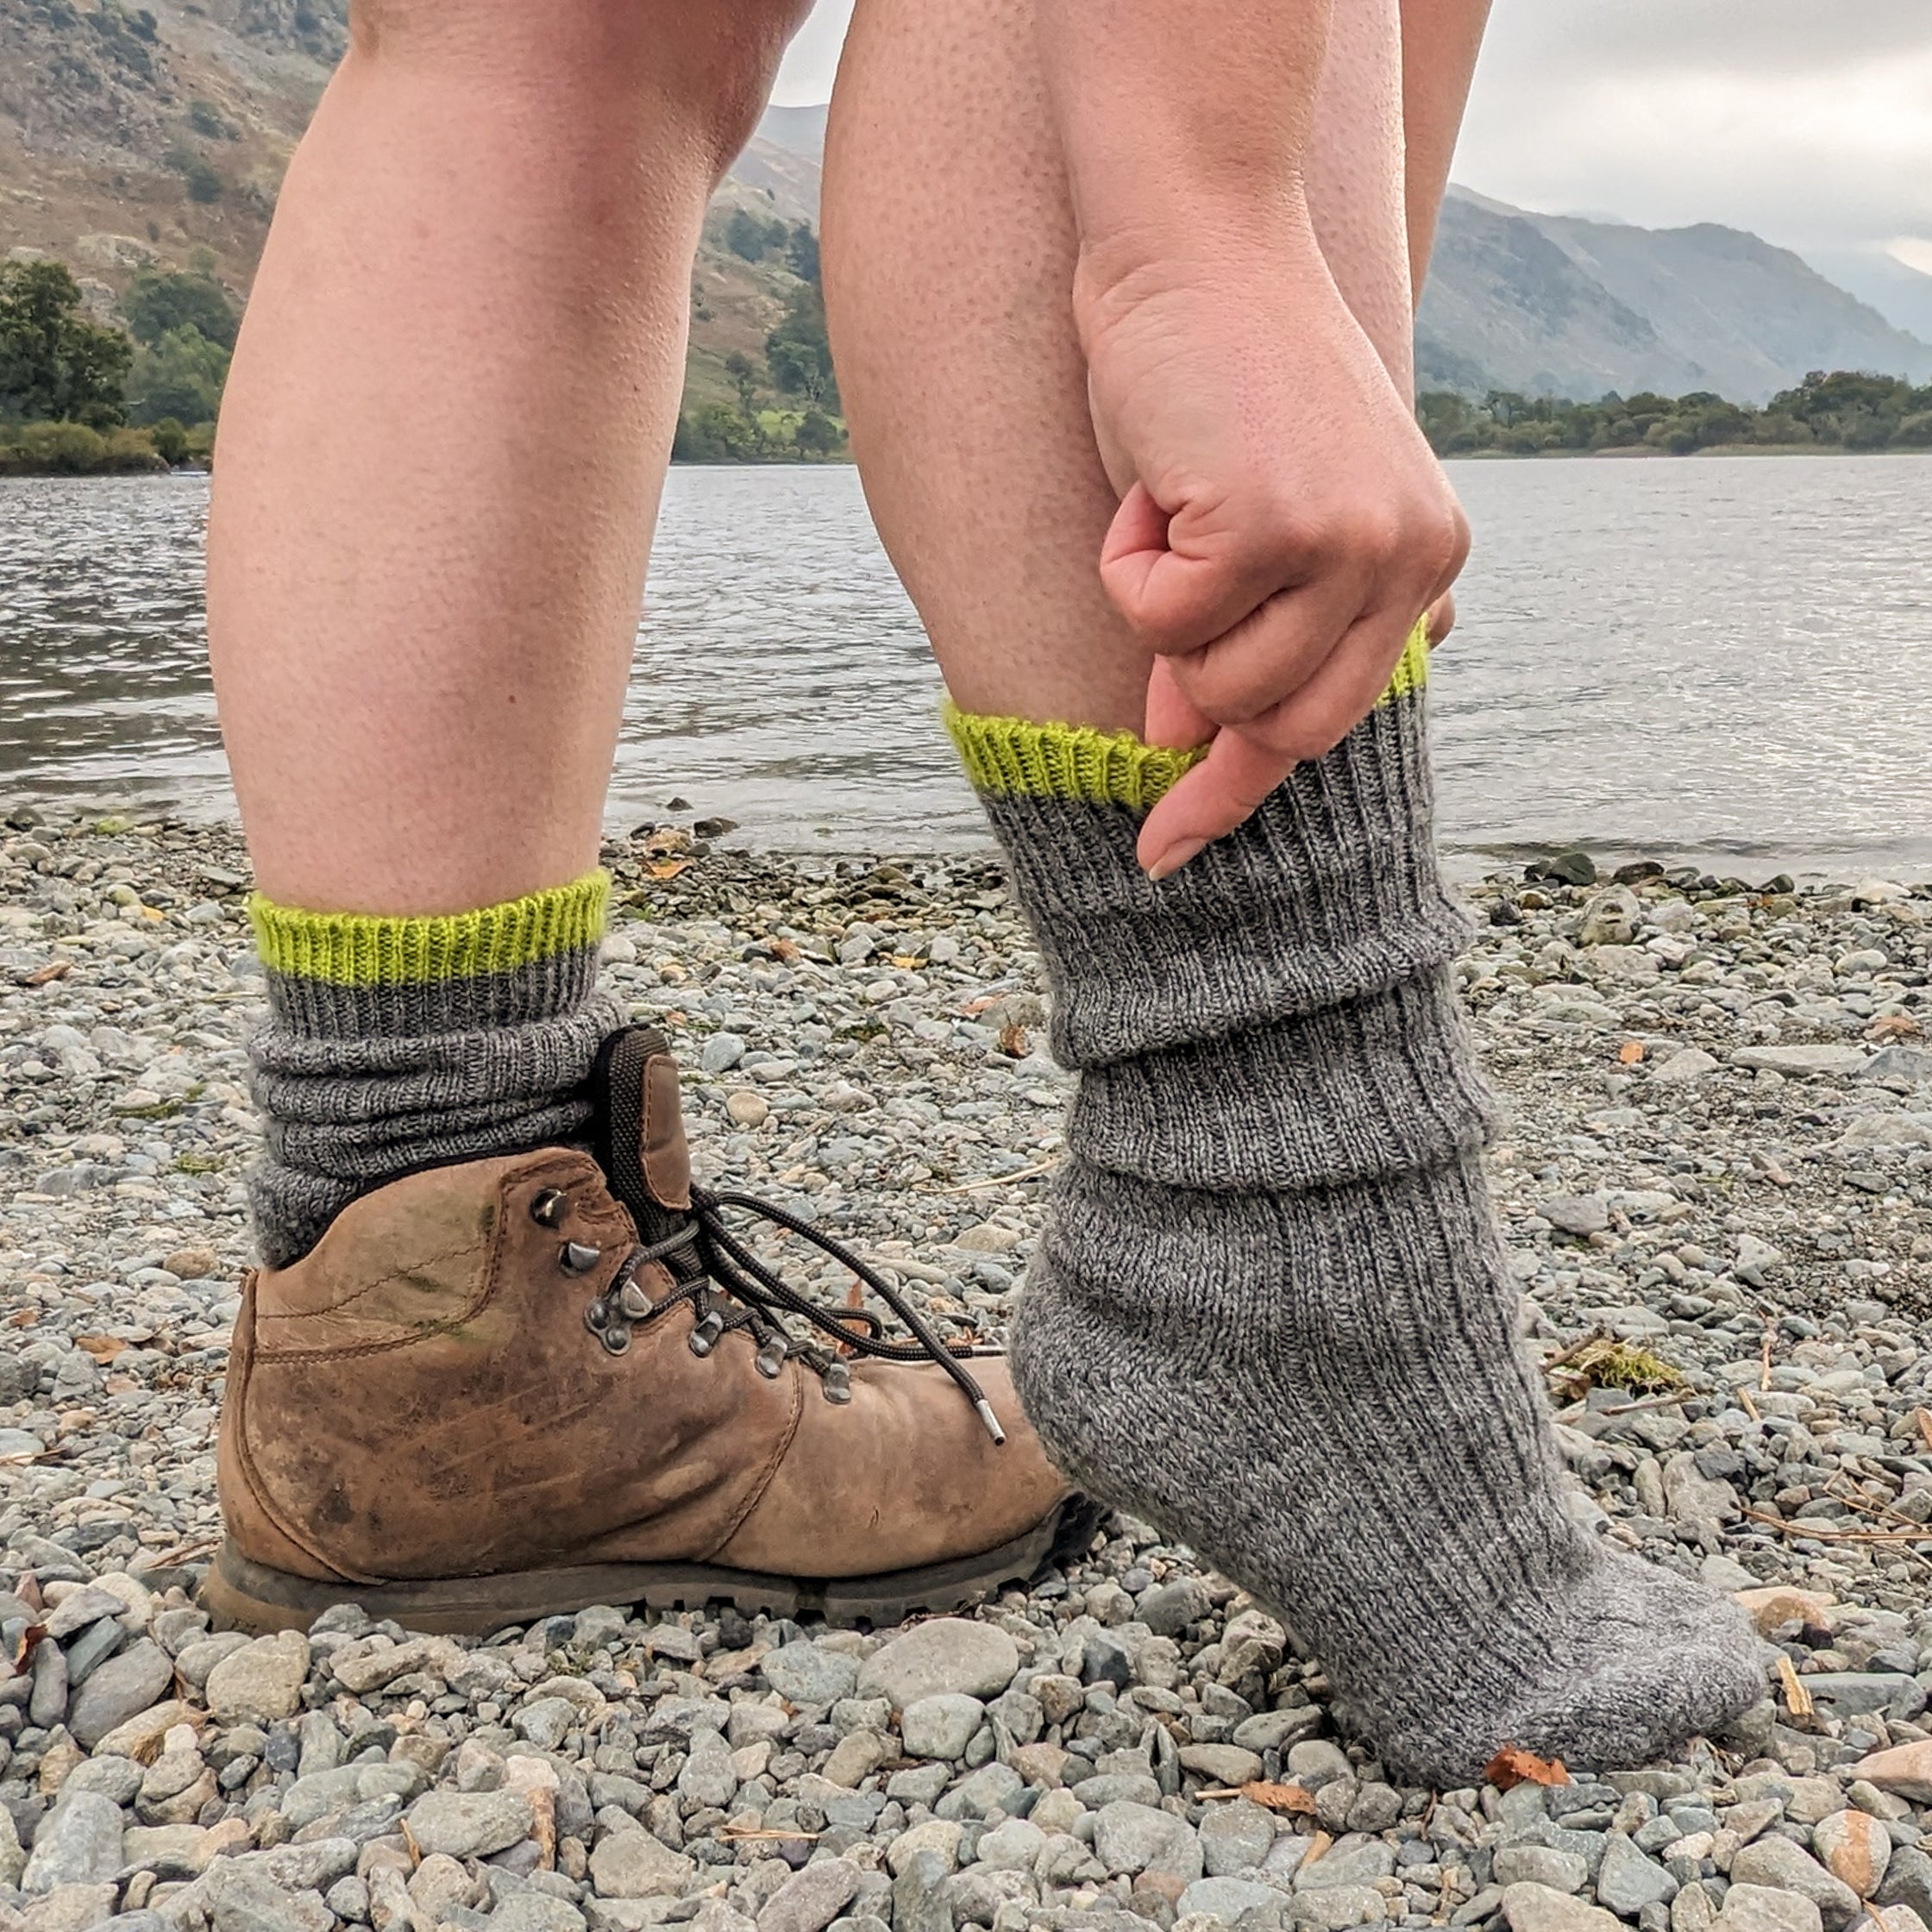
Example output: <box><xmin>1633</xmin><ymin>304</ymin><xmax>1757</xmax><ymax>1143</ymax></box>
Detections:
<box><xmin>560</xmin><ymin>1240</ymin><xmax>602</xmax><ymax>1275</ymax></box>
<box><xmin>688</xmin><ymin>1310</ymin><xmax>726</xmax><ymax>1358</ymax></box>
<box><xmin>530</xmin><ymin>1188</ymin><xmax>568</xmax><ymax>1227</ymax></box>
<box><xmin>821</xmin><ymin>1359</ymin><xmax>852</xmax><ymax>1405</ymax></box>
<box><xmin>599</xmin><ymin>1322</ymin><xmax>631</xmax><ymax>1356</ymax></box>
<box><xmin>755</xmin><ymin>1338</ymin><xmax>787</xmax><ymax>1379</ymax></box>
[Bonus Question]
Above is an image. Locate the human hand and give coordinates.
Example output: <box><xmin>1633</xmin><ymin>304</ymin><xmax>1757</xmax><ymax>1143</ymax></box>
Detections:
<box><xmin>1077</xmin><ymin>223</ymin><xmax>1468</xmax><ymax>877</ymax></box>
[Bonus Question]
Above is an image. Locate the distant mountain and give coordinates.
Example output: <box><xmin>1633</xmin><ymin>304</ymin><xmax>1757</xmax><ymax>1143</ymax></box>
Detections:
<box><xmin>1420</xmin><ymin>188</ymin><xmax>1932</xmax><ymax>403</ymax></box>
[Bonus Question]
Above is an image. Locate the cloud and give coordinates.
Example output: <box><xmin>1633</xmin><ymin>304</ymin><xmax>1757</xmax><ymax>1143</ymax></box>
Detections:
<box><xmin>1458</xmin><ymin>2</ymin><xmax>1932</xmax><ymax>251</ymax></box>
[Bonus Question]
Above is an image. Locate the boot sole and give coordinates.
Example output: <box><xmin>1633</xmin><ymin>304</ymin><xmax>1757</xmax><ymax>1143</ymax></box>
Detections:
<box><xmin>203</xmin><ymin>1494</ymin><xmax>1106</xmax><ymax>1637</ymax></box>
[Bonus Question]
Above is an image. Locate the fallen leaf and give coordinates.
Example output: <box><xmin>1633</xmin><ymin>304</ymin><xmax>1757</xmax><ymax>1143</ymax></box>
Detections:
<box><xmin>1298</xmin><ymin>1831</ymin><xmax>1333</xmax><ymax>1871</ymax></box>
<box><xmin>961</xmin><ymin>995</ymin><xmax>1000</xmax><ymax>1016</ymax></box>
<box><xmin>8</xmin><ymin>1308</ymin><xmax>36</xmax><ymax>1328</ymax></box>
<box><xmin>1777</xmin><ymin>1653</ymin><xmax>1815</xmax><ymax>1719</ymax></box>
<box><xmin>890</xmin><ymin>954</ymin><xmax>927</xmax><ymax>969</ymax></box>
<box><xmin>1486</xmin><ymin>1746</ymin><xmax>1571</xmax><ymax>1791</ymax></box>
<box><xmin>1239</xmin><ymin>1780</ymin><xmax>1318</xmax><ymax>1816</ymax></box>
<box><xmin>997</xmin><ymin>1022</ymin><xmax>1030</xmax><ymax>1058</ymax></box>
<box><xmin>1868</xmin><ymin>1014</ymin><xmax>1923</xmax><ymax>1042</ymax></box>
<box><xmin>74</xmin><ymin>1334</ymin><xmax>127</xmax><ymax>1362</ymax></box>
<box><xmin>1618</xmin><ymin>1039</ymin><xmax>1645</xmax><ymax>1064</ymax></box>
<box><xmin>768</xmin><ymin>938</ymin><xmax>801</xmax><ymax>964</ymax></box>
<box><xmin>19</xmin><ymin>960</ymin><xmax>72</xmax><ymax>986</ymax></box>
<box><xmin>649</xmin><ymin>859</ymin><xmax>689</xmax><ymax>881</ymax></box>
<box><xmin>9</xmin><ymin>1622</ymin><xmax>46</xmax><ymax>1669</ymax></box>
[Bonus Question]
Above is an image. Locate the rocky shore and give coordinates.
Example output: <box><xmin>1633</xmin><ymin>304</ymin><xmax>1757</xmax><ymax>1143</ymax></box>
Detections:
<box><xmin>8</xmin><ymin>806</ymin><xmax>1932</xmax><ymax>1932</ymax></box>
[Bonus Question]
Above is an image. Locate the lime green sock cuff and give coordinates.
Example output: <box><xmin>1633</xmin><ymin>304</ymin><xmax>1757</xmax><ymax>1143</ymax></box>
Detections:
<box><xmin>248</xmin><ymin>870</ymin><xmax>610</xmax><ymax>987</ymax></box>
<box><xmin>948</xmin><ymin>617</ymin><xmax>1429</xmax><ymax>807</ymax></box>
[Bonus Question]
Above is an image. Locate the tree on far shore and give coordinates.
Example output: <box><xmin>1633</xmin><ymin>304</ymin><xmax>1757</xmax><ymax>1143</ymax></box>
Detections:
<box><xmin>0</xmin><ymin>260</ymin><xmax>132</xmax><ymax>428</ymax></box>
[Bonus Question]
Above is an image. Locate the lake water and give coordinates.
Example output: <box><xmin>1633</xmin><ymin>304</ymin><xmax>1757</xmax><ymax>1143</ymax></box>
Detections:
<box><xmin>3</xmin><ymin>455</ymin><xmax>1929</xmax><ymax>878</ymax></box>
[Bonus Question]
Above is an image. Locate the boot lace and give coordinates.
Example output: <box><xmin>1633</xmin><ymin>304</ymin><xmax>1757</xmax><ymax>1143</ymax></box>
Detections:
<box><xmin>569</xmin><ymin>1185</ymin><xmax>1008</xmax><ymax>1443</ymax></box>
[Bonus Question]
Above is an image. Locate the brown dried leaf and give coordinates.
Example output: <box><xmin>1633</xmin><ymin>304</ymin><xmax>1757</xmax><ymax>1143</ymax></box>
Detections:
<box><xmin>1869</xmin><ymin>1013</ymin><xmax>1923</xmax><ymax>1042</ymax></box>
<box><xmin>74</xmin><ymin>1334</ymin><xmax>127</xmax><ymax>1362</ymax></box>
<box><xmin>961</xmin><ymin>995</ymin><xmax>1000</xmax><ymax>1017</ymax></box>
<box><xmin>1777</xmin><ymin>1653</ymin><xmax>1816</xmax><ymax>1719</ymax></box>
<box><xmin>10</xmin><ymin>1622</ymin><xmax>46</xmax><ymax>1669</ymax></box>
<box><xmin>996</xmin><ymin>1022</ymin><xmax>1030</xmax><ymax>1059</ymax></box>
<box><xmin>1486</xmin><ymin>1746</ymin><xmax>1571</xmax><ymax>1791</ymax></box>
<box><xmin>1239</xmin><ymin>1780</ymin><xmax>1318</xmax><ymax>1816</ymax></box>
<box><xmin>1618</xmin><ymin>1039</ymin><xmax>1646</xmax><ymax>1065</ymax></box>
<box><xmin>768</xmin><ymin>938</ymin><xmax>802</xmax><ymax>963</ymax></box>
<box><xmin>8</xmin><ymin>1308</ymin><xmax>37</xmax><ymax>1328</ymax></box>
<box><xmin>20</xmin><ymin>960</ymin><xmax>72</xmax><ymax>987</ymax></box>
<box><xmin>890</xmin><ymin>954</ymin><xmax>927</xmax><ymax>969</ymax></box>
<box><xmin>649</xmin><ymin>859</ymin><xmax>690</xmax><ymax>881</ymax></box>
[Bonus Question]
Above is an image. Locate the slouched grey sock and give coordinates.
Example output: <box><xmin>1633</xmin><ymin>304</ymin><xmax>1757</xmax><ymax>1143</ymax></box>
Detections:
<box><xmin>957</xmin><ymin>680</ymin><xmax>1765</xmax><ymax>1784</ymax></box>
<box><xmin>245</xmin><ymin>877</ymin><xmax>624</xmax><ymax>1269</ymax></box>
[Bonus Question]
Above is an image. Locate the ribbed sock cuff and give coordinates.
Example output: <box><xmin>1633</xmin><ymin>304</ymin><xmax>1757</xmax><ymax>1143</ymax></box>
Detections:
<box><xmin>249</xmin><ymin>871</ymin><xmax>610</xmax><ymax>988</ymax></box>
<box><xmin>944</xmin><ymin>618</ymin><xmax>1429</xmax><ymax>808</ymax></box>
<box><xmin>243</xmin><ymin>872</ymin><xmax>621</xmax><ymax>1266</ymax></box>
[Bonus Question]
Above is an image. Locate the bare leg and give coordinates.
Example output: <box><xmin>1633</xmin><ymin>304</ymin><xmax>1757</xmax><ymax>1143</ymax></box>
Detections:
<box><xmin>824</xmin><ymin>0</ymin><xmax>1421</xmax><ymax>729</ymax></box>
<box><xmin>208</xmin><ymin>0</ymin><xmax>801</xmax><ymax>914</ymax></box>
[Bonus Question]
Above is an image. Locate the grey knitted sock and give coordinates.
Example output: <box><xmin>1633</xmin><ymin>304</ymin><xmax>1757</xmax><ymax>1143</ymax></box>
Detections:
<box><xmin>949</xmin><ymin>642</ymin><xmax>1765</xmax><ymax>1785</ymax></box>
<box><xmin>245</xmin><ymin>872</ymin><xmax>624</xmax><ymax>1268</ymax></box>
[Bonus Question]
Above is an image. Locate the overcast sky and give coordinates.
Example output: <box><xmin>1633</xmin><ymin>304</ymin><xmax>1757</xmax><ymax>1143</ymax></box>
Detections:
<box><xmin>772</xmin><ymin>0</ymin><xmax>1932</xmax><ymax>329</ymax></box>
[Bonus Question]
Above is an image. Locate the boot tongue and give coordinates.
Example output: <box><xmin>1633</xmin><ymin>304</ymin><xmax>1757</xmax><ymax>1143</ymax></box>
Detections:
<box><xmin>591</xmin><ymin>1026</ymin><xmax>694</xmax><ymax>1250</ymax></box>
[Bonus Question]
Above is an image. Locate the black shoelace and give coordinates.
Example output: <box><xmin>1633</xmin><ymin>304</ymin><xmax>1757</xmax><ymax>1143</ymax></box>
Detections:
<box><xmin>580</xmin><ymin>1184</ymin><xmax>1007</xmax><ymax>1443</ymax></box>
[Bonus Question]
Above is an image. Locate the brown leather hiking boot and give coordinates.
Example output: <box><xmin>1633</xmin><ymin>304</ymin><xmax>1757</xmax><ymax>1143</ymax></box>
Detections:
<box><xmin>208</xmin><ymin>1026</ymin><xmax>1093</xmax><ymax>1634</ymax></box>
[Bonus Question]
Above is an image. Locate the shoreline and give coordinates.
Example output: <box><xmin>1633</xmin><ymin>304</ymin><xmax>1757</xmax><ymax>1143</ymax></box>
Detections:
<box><xmin>9</xmin><ymin>811</ymin><xmax>1932</xmax><ymax>1926</ymax></box>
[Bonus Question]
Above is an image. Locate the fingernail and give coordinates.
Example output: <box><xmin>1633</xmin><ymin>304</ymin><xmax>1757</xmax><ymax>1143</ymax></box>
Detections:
<box><xmin>1145</xmin><ymin>837</ymin><xmax>1207</xmax><ymax>881</ymax></box>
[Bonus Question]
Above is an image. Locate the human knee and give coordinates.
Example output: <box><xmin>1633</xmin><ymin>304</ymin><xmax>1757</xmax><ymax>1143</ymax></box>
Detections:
<box><xmin>348</xmin><ymin>0</ymin><xmax>807</xmax><ymax>160</ymax></box>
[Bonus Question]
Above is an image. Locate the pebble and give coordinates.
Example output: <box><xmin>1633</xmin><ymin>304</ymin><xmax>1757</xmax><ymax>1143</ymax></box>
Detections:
<box><xmin>63</xmin><ymin>1637</ymin><xmax>172</xmax><ymax>1747</ymax></box>
<box><xmin>855</xmin><ymin>1618</ymin><xmax>1019</xmax><ymax>1705</ymax></box>
<box><xmin>203</xmin><ymin>1628</ymin><xmax>310</xmax><ymax>1723</ymax></box>
<box><xmin>1812</xmin><ymin>1808</ymin><xmax>1892</xmax><ymax>1897</ymax></box>
<box><xmin>897</xmin><ymin>1692</ymin><xmax>986</xmax><ymax>1760</ymax></box>
<box><xmin>756</xmin><ymin>1856</ymin><xmax>861</xmax><ymax>1932</ymax></box>
<box><xmin>402</xmin><ymin>1787</ymin><xmax>534</xmax><ymax>1858</ymax></box>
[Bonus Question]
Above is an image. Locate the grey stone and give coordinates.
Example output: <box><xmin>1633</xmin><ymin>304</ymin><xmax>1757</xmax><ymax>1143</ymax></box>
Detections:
<box><xmin>1713</xmin><ymin>1885</ymin><xmax>1824</xmax><ymax>1932</ymax></box>
<box><xmin>1295</xmin><ymin>1835</ymin><xmax>1396</xmax><ymax>1893</ymax></box>
<box><xmin>492</xmin><ymin>1894</ymin><xmax>591</xmax><ymax>1932</ymax></box>
<box><xmin>1182</xmin><ymin>1875</ymin><xmax>1287</xmax><ymax>1923</ymax></box>
<box><xmin>199</xmin><ymin>1866</ymin><xmax>335</xmax><ymax>1932</ymax></box>
<box><xmin>1543</xmin><ymin>1194</ymin><xmax>1610</xmax><ymax>1237</ymax></box>
<box><xmin>61</xmin><ymin>1756</ymin><xmax>140</xmax><ymax>1805</ymax></box>
<box><xmin>974</xmin><ymin>1820</ymin><xmax>1045</xmax><ymax>1872</ymax></box>
<box><xmin>404</xmin><ymin>1790</ymin><xmax>534</xmax><ymax>1860</ymax></box>
<box><xmin>762</xmin><ymin>1642</ymin><xmax>860</xmax><ymax>1709</ymax></box>
<box><xmin>1876</xmin><ymin>1847</ymin><xmax>1932</xmax><ymax>1924</ymax></box>
<box><xmin>1730</xmin><ymin>1045</ymin><xmax>1868</xmax><ymax>1077</ymax></box>
<box><xmin>1094</xmin><ymin>1801</ymin><xmax>1203</xmax><ymax>1882</ymax></box>
<box><xmin>756</xmin><ymin>1858</ymin><xmax>861</xmax><ymax>1932</ymax></box>
<box><xmin>1662</xmin><ymin>1452</ymin><xmax>1740</xmax><ymax>1527</ymax></box>
<box><xmin>19</xmin><ymin>1883</ymin><xmax>122</xmax><ymax>1932</ymax></box>
<box><xmin>204</xmin><ymin>1630</ymin><xmax>310</xmax><ymax>1724</ymax></box>
<box><xmin>65</xmin><ymin>1637</ymin><xmax>171</xmax><ymax>1747</ymax></box>
<box><xmin>21</xmin><ymin>1793</ymin><xmax>124</xmax><ymax>1893</ymax></box>
<box><xmin>900</xmin><ymin>1695</ymin><xmax>986</xmax><ymax>1761</ymax></box>
<box><xmin>935</xmin><ymin>1761</ymin><xmax>1024</xmax><ymax>1821</ymax></box>
<box><xmin>1139</xmin><ymin>1580</ymin><xmax>1212</xmax><ymax>1636</ymax></box>
<box><xmin>856</xmin><ymin>1620</ymin><xmax>1019</xmax><ymax>1706</ymax></box>
<box><xmin>1800</xmin><ymin>1675</ymin><xmax>1926</xmax><ymax>1722</ymax></box>
<box><xmin>586</xmin><ymin>1828</ymin><xmax>694</xmax><ymax>1900</ymax></box>
<box><xmin>1597</xmin><ymin>1831</ymin><xmax>1678</xmax><ymax>1915</ymax></box>
<box><xmin>892</xmin><ymin>1849</ymin><xmax>955</xmax><ymax>1932</ymax></box>
<box><xmin>1233</xmin><ymin>1708</ymin><xmax>1327</xmax><ymax>1754</ymax></box>
<box><xmin>1201</xmin><ymin>1798</ymin><xmax>1277</xmax><ymax>1877</ymax></box>
<box><xmin>1501</xmin><ymin>1882</ymin><xmax>1626</xmax><ymax>1932</ymax></box>
<box><xmin>1289</xmin><ymin>1883</ymin><xmax>1388</xmax><ymax>1929</ymax></box>
<box><xmin>1729</xmin><ymin>1839</ymin><xmax>1860</xmax><ymax>1932</ymax></box>
<box><xmin>516</xmin><ymin>1697</ymin><xmax>580</xmax><ymax>1752</ymax></box>
<box><xmin>1494</xmin><ymin>1848</ymin><xmax>1590</xmax><ymax>1894</ymax></box>
<box><xmin>676</xmin><ymin>1728</ymin><xmax>738</xmax><ymax>1808</ymax></box>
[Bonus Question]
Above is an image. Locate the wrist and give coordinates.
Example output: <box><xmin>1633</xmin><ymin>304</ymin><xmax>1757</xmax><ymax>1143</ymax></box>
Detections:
<box><xmin>1070</xmin><ymin>191</ymin><xmax>1324</xmax><ymax>341</ymax></box>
